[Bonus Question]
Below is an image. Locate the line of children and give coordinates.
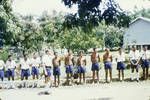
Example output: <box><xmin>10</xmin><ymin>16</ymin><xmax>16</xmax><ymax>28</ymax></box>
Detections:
<box><xmin>0</xmin><ymin>47</ymin><xmax>150</xmax><ymax>87</ymax></box>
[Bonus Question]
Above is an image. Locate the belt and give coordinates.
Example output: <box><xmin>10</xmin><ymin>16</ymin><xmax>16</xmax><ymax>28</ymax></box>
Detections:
<box><xmin>45</xmin><ymin>66</ymin><xmax>51</xmax><ymax>68</ymax></box>
<box><xmin>22</xmin><ymin>69</ymin><xmax>29</xmax><ymax>70</ymax></box>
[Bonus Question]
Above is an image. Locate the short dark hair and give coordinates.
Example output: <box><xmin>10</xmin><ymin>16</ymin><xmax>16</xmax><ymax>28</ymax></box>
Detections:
<box><xmin>68</xmin><ymin>49</ymin><xmax>71</xmax><ymax>53</ymax></box>
<box><xmin>118</xmin><ymin>47</ymin><xmax>122</xmax><ymax>50</ymax></box>
<box><xmin>93</xmin><ymin>48</ymin><xmax>96</xmax><ymax>51</ymax></box>
<box><xmin>132</xmin><ymin>45</ymin><xmax>136</xmax><ymax>49</ymax></box>
<box><xmin>8</xmin><ymin>55</ymin><xmax>12</xmax><ymax>58</ymax></box>
<box><xmin>143</xmin><ymin>46</ymin><xmax>147</xmax><ymax>48</ymax></box>
<box><xmin>54</xmin><ymin>52</ymin><xmax>58</xmax><ymax>55</ymax></box>
<box><xmin>23</xmin><ymin>54</ymin><xmax>28</xmax><ymax>58</ymax></box>
<box><xmin>45</xmin><ymin>50</ymin><xmax>49</xmax><ymax>53</ymax></box>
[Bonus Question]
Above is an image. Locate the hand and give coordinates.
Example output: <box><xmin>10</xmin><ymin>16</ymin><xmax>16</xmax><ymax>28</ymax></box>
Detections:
<box><xmin>45</xmin><ymin>70</ymin><xmax>48</xmax><ymax>75</ymax></box>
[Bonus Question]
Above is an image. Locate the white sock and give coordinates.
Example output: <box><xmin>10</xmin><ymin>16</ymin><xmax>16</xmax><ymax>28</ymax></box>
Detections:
<box><xmin>120</xmin><ymin>77</ymin><xmax>122</xmax><ymax>81</ymax></box>
<box><xmin>131</xmin><ymin>73</ymin><xmax>134</xmax><ymax>80</ymax></box>
<box><xmin>136</xmin><ymin>72</ymin><xmax>139</xmax><ymax>81</ymax></box>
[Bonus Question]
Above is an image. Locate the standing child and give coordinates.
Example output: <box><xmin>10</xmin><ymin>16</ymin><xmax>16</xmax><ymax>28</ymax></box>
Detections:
<box><xmin>6</xmin><ymin>55</ymin><xmax>16</xmax><ymax>81</ymax></box>
<box><xmin>77</xmin><ymin>51</ymin><xmax>86</xmax><ymax>84</ymax></box>
<box><xmin>129</xmin><ymin>46</ymin><xmax>140</xmax><ymax>82</ymax></box>
<box><xmin>42</xmin><ymin>50</ymin><xmax>54</xmax><ymax>87</ymax></box>
<box><xmin>116</xmin><ymin>48</ymin><xmax>126</xmax><ymax>81</ymax></box>
<box><xmin>31</xmin><ymin>53</ymin><xmax>41</xmax><ymax>80</ymax></box>
<box><xmin>91</xmin><ymin>48</ymin><xmax>100</xmax><ymax>83</ymax></box>
<box><xmin>0</xmin><ymin>59</ymin><xmax>5</xmax><ymax>81</ymax></box>
<box><xmin>140</xmin><ymin>46</ymin><xmax>150</xmax><ymax>80</ymax></box>
<box><xmin>103</xmin><ymin>48</ymin><xmax>113</xmax><ymax>83</ymax></box>
<box><xmin>52</xmin><ymin>52</ymin><xmax>61</xmax><ymax>87</ymax></box>
<box><xmin>64</xmin><ymin>49</ymin><xmax>74</xmax><ymax>85</ymax></box>
<box><xmin>20</xmin><ymin>54</ymin><xmax>31</xmax><ymax>80</ymax></box>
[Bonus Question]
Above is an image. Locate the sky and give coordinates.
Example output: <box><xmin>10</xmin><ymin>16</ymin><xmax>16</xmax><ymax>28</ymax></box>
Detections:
<box><xmin>12</xmin><ymin>0</ymin><xmax>150</xmax><ymax>16</ymax></box>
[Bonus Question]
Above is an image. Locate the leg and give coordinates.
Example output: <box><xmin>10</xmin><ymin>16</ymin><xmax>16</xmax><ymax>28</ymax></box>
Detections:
<box><xmin>54</xmin><ymin>75</ymin><xmax>56</xmax><ymax>87</ymax></box>
<box><xmin>11</xmin><ymin>70</ymin><xmax>15</xmax><ymax>81</ymax></box>
<box><xmin>96</xmin><ymin>71</ymin><xmax>99</xmax><ymax>82</ymax></box>
<box><xmin>0</xmin><ymin>77</ymin><xmax>3</xmax><ymax>81</ymax></box>
<box><xmin>36</xmin><ymin>68</ymin><xmax>39</xmax><ymax>79</ymax></box>
<box><xmin>32</xmin><ymin>75</ymin><xmax>35</xmax><ymax>80</ymax></box>
<box><xmin>70</xmin><ymin>73</ymin><xmax>73</xmax><ymax>84</ymax></box>
<box><xmin>36</xmin><ymin>75</ymin><xmax>39</xmax><ymax>79</ymax></box>
<box><xmin>122</xmin><ymin>70</ymin><xmax>124</xmax><ymax>81</ymax></box>
<box><xmin>25</xmin><ymin>76</ymin><xmax>28</xmax><ymax>80</ymax></box>
<box><xmin>45</xmin><ymin>76</ymin><xmax>48</xmax><ymax>83</ymax></box>
<box><xmin>146</xmin><ymin>67</ymin><xmax>149</xmax><ymax>80</ymax></box>
<box><xmin>83</xmin><ymin>73</ymin><xmax>85</xmax><ymax>83</ymax></box>
<box><xmin>92</xmin><ymin>71</ymin><xmax>95</xmax><ymax>83</ymax></box>
<box><xmin>58</xmin><ymin>75</ymin><xmax>60</xmax><ymax>86</ymax></box>
<box><xmin>142</xmin><ymin>68</ymin><xmax>145</xmax><ymax>80</ymax></box>
<box><xmin>12</xmin><ymin>76</ymin><xmax>14</xmax><ymax>81</ymax></box>
<box><xmin>47</xmin><ymin>76</ymin><xmax>50</xmax><ymax>82</ymax></box>
<box><xmin>79</xmin><ymin>73</ymin><xmax>82</xmax><ymax>84</ymax></box>
<box><xmin>118</xmin><ymin>70</ymin><xmax>121</xmax><ymax>81</ymax></box>
<box><xmin>105</xmin><ymin>69</ymin><xmax>108</xmax><ymax>82</ymax></box>
<box><xmin>8</xmin><ymin>76</ymin><xmax>10</xmax><ymax>81</ymax></box>
<box><xmin>21</xmin><ymin>76</ymin><xmax>24</xmax><ymax>81</ymax></box>
<box><xmin>109</xmin><ymin>69</ymin><xmax>112</xmax><ymax>82</ymax></box>
<box><xmin>136</xmin><ymin>67</ymin><xmax>139</xmax><ymax>81</ymax></box>
<box><xmin>131</xmin><ymin>66</ymin><xmax>134</xmax><ymax>81</ymax></box>
<box><xmin>66</xmin><ymin>73</ymin><xmax>69</xmax><ymax>85</ymax></box>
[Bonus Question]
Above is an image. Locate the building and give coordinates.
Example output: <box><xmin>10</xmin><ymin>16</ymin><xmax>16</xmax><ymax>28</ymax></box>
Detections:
<box><xmin>123</xmin><ymin>17</ymin><xmax>150</xmax><ymax>49</ymax></box>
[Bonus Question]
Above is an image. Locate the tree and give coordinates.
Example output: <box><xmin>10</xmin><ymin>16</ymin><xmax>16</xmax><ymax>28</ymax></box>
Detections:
<box><xmin>131</xmin><ymin>8</ymin><xmax>150</xmax><ymax>19</ymax></box>
<box><xmin>38</xmin><ymin>12</ymin><xmax>64</xmax><ymax>49</ymax></box>
<box><xmin>18</xmin><ymin>15</ymin><xmax>44</xmax><ymax>54</ymax></box>
<box><xmin>0</xmin><ymin>0</ymin><xmax>12</xmax><ymax>48</ymax></box>
<box><xmin>62</xmin><ymin>0</ymin><xmax>130</xmax><ymax>31</ymax></box>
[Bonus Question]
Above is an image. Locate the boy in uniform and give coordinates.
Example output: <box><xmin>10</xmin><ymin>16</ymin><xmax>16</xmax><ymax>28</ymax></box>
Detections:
<box><xmin>52</xmin><ymin>52</ymin><xmax>61</xmax><ymax>87</ymax></box>
<box><xmin>91</xmin><ymin>48</ymin><xmax>100</xmax><ymax>83</ymax></box>
<box><xmin>77</xmin><ymin>51</ymin><xmax>86</xmax><ymax>84</ymax></box>
<box><xmin>103</xmin><ymin>48</ymin><xmax>113</xmax><ymax>83</ymax></box>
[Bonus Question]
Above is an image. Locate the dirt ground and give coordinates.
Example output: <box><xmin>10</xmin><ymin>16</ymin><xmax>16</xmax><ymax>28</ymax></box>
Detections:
<box><xmin>0</xmin><ymin>80</ymin><xmax>150</xmax><ymax>100</ymax></box>
<box><xmin>0</xmin><ymin>54</ymin><xmax>150</xmax><ymax>100</ymax></box>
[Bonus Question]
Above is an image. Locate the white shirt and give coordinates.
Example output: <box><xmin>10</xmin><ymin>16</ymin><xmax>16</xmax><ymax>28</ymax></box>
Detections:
<box><xmin>117</xmin><ymin>52</ymin><xmax>125</xmax><ymax>62</ymax></box>
<box><xmin>31</xmin><ymin>57</ymin><xmax>41</xmax><ymax>67</ymax></box>
<box><xmin>42</xmin><ymin>54</ymin><xmax>54</xmax><ymax>66</ymax></box>
<box><xmin>0</xmin><ymin>60</ymin><xmax>5</xmax><ymax>70</ymax></box>
<box><xmin>6</xmin><ymin>60</ymin><xmax>16</xmax><ymax>69</ymax></box>
<box><xmin>20</xmin><ymin>59</ymin><xmax>30</xmax><ymax>69</ymax></box>
<box><xmin>140</xmin><ymin>50</ymin><xmax>150</xmax><ymax>60</ymax></box>
<box><xmin>129</xmin><ymin>50</ymin><xmax>140</xmax><ymax>60</ymax></box>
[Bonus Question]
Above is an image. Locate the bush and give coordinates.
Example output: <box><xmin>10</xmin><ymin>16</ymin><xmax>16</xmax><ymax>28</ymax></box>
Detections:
<box><xmin>0</xmin><ymin>48</ymin><xmax>9</xmax><ymax>62</ymax></box>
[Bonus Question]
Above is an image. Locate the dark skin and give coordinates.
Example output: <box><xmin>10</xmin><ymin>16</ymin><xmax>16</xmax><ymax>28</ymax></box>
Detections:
<box><xmin>0</xmin><ymin>66</ymin><xmax>4</xmax><ymax>81</ymax></box>
<box><xmin>77</xmin><ymin>52</ymin><xmax>86</xmax><ymax>84</ymax></box>
<box><xmin>52</xmin><ymin>54</ymin><xmax>61</xmax><ymax>87</ymax></box>
<box><xmin>142</xmin><ymin>47</ymin><xmax>149</xmax><ymax>80</ymax></box>
<box><xmin>130</xmin><ymin>48</ymin><xmax>140</xmax><ymax>74</ymax></box>
<box><xmin>64</xmin><ymin>50</ymin><xmax>74</xmax><ymax>85</ymax></box>
<box><xmin>44</xmin><ymin>51</ymin><xmax>51</xmax><ymax>84</ymax></box>
<box><xmin>21</xmin><ymin>57</ymin><xmax>30</xmax><ymax>81</ymax></box>
<box><xmin>117</xmin><ymin>48</ymin><xmax>125</xmax><ymax>81</ymax></box>
<box><xmin>103</xmin><ymin>49</ymin><xmax>112</xmax><ymax>82</ymax></box>
<box><xmin>7</xmin><ymin>56</ymin><xmax>15</xmax><ymax>81</ymax></box>
<box><xmin>32</xmin><ymin>55</ymin><xmax>39</xmax><ymax>80</ymax></box>
<box><xmin>91</xmin><ymin>48</ymin><xmax>100</xmax><ymax>83</ymax></box>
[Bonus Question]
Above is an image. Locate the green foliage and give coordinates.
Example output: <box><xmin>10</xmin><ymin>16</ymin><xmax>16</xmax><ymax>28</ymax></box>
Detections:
<box><xmin>131</xmin><ymin>8</ymin><xmax>150</xmax><ymax>19</ymax></box>
<box><xmin>0</xmin><ymin>1</ymin><xmax>128</xmax><ymax>54</ymax></box>
<box><xmin>104</xmin><ymin>25</ymin><xmax>124</xmax><ymax>48</ymax></box>
<box><xmin>59</xmin><ymin>27</ymin><xmax>104</xmax><ymax>52</ymax></box>
<box><xmin>0</xmin><ymin>0</ymin><xmax>13</xmax><ymax>47</ymax></box>
<box><xmin>63</xmin><ymin>0</ymin><xmax>131</xmax><ymax>31</ymax></box>
<box><xmin>0</xmin><ymin>48</ymin><xmax>9</xmax><ymax>61</ymax></box>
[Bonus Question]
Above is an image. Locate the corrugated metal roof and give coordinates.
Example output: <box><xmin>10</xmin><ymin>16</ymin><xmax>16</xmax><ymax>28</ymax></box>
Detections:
<box><xmin>130</xmin><ymin>17</ymin><xmax>150</xmax><ymax>25</ymax></box>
